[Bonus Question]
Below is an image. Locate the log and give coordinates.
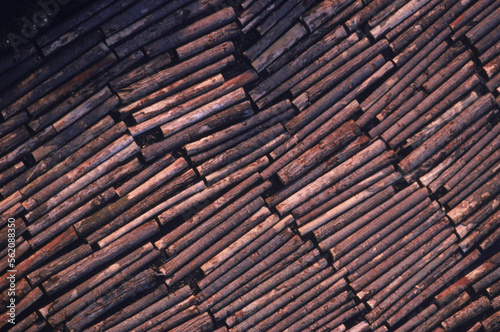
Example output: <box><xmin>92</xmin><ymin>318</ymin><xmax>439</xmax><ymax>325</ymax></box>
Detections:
<box><xmin>459</xmin><ymin>208</ymin><xmax>500</xmax><ymax>252</ymax></box>
<box><xmin>65</xmin><ymin>269</ymin><xmax>158</xmax><ymax>331</ymax></box>
<box><xmin>198</xmin><ymin>215</ymin><xmax>294</xmax><ymax>290</ymax></box>
<box><xmin>395</xmin><ymin>303</ymin><xmax>438</xmax><ymax>332</ymax></box>
<box><xmin>465</xmin><ymin>5</ymin><xmax>500</xmax><ymax>44</ymax></box>
<box><xmin>268</xmin><ymin>136</ymin><xmax>370</xmax><ymax>209</ymax></box>
<box><xmin>277</xmin><ymin>121</ymin><xmax>361</xmax><ymax>185</ymax></box>
<box><xmin>301</xmin><ymin>299</ymin><xmax>356</xmax><ymax>332</ymax></box>
<box><xmin>96</xmin><ymin>286</ymin><xmax>190</xmax><ymax>332</ymax></box>
<box><xmin>253</xmin><ymin>31</ymin><xmax>358</xmax><ymax>108</ymax></box>
<box><xmin>44</xmin><ymin>244</ymin><xmax>156</xmax><ymax>325</ymax></box>
<box><xmin>388</xmin><ymin>249</ymin><xmax>481</xmax><ymax>327</ymax></box>
<box><xmin>370</xmin><ymin>0</ymin><xmax>432</xmax><ymax>39</ymax></box>
<box><xmin>276</xmin><ymin>140</ymin><xmax>386</xmax><ymax>215</ymax></box>
<box><xmin>200</xmin><ymin>213</ymin><xmax>280</xmax><ymax>275</ymax></box>
<box><xmin>399</xmin><ymin>94</ymin><xmax>495</xmax><ymax>174</ymax></box>
<box><xmin>184</xmin><ymin>99</ymin><xmax>291</xmax><ymax>155</ymax></box>
<box><xmin>301</xmin><ymin>0</ymin><xmax>353</xmax><ymax>31</ymax></box>
<box><xmin>176</xmin><ymin>22</ymin><xmax>239</xmax><ymax>60</ymax></box>
<box><xmin>449</xmin><ymin>0</ymin><xmax>495</xmax><ymax>32</ymax></box>
<box><xmin>168</xmin><ymin>312</ymin><xmax>213</xmax><ymax>332</ymax></box>
<box><xmin>117</xmin><ymin>41</ymin><xmax>234</xmax><ymax>103</ymax></box>
<box><xmin>480</xmin><ymin>223</ymin><xmax>500</xmax><ymax>251</ymax></box>
<box><xmin>0</xmin><ymin>191</ymin><xmax>22</xmax><ymax>216</ymax></box>
<box><xmin>131</xmin><ymin>296</ymin><xmax>197</xmax><ymax>332</ymax></box>
<box><xmin>251</xmin><ymin>23</ymin><xmax>308</xmax><ymax>73</ymax></box>
<box><xmin>0</xmin><ymin>287</ymin><xmax>43</xmax><ymax>329</ymax></box>
<box><xmin>385</xmin><ymin>0</ymin><xmax>441</xmax><ymax>41</ymax></box>
<box><xmin>488</xmin><ymin>279</ymin><xmax>500</xmax><ymax>298</ymax></box>
<box><xmin>131</xmin><ymin>75</ymin><xmax>225</xmax><ymax>123</ymax></box>
<box><xmin>473</xmin><ymin>265</ymin><xmax>500</xmax><ymax>293</ymax></box>
<box><xmin>474</xmin><ymin>23</ymin><xmax>500</xmax><ymax>54</ymax></box>
<box><xmin>118</xmin><ymin>55</ymin><xmax>234</xmax><ymax>116</ymax></box>
<box><xmin>165</xmin><ymin>206</ymin><xmax>271</xmax><ymax>286</ymax></box>
<box><xmin>482</xmin><ymin>311</ymin><xmax>500</xmax><ymax>332</ymax></box>
<box><xmin>0</xmin><ymin>127</ymin><xmax>30</xmax><ymax>156</ymax></box>
<box><xmin>0</xmin><ymin>278</ymin><xmax>31</xmax><ymax>311</ymax></box>
<box><xmin>230</xmin><ymin>266</ymin><xmax>335</xmax><ymax>332</ymax></box>
<box><xmin>28</xmin><ymin>188</ymin><xmax>116</xmax><ymax>250</ymax></box>
<box><xmin>74</xmin><ymin>157</ymin><xmax>187</xmax><ymax>237</ymax></box>
<box><xmin>95</xmin><ymin>172</ymin><xmax>200</xmax><ymax>248</ymax></box>
<box><xmin>144</xmin><ymin>7</ymin><xmax>236</xmax><ymax>57</ymax></box>
<box><xmin>317</xmin><ymin>304</ymin><xmax>365</xmax><ymax>332</ymax></box>
<box><xmin>216</xmin><ymin>248</ymin><xmax>323</xmax><ymax>321</ymax></box>
<box><xmin>115</xmin><ymin>154</ymin><xmax>175</xmax><ymax>197</ymax></box>
<box><xmin>241</xmin><ymin>0</ymin><xmax>288</xmax><ymax>34</ymax></box>
<box><xmin>484</xmin><ymin>54</ymin><xmax>500</xmax><ymax>79</ymax></box>
<box><xmin>300</xmin><ymin>173</ymin><xmax>400</xmax><ymax>236</ymax></box>
<box><xmin>346</xmin><ymin>203</ymin><xmax>444</xmax><ymax>278</ymax></box>
<box><xmin>26</xmin><ymin>244</ymin><xmax>93</xmax><ymax>287</ymax></box>
<box><xmin>368</xmin><ymin>0</ymin><xmax>407</xmax><ymax>28</ymax></box>
<box><xmin>0</xmin><ymin>162</ymin><xmax>25</xmax><ymax>190</ymax></box>
<box><xmin>199</xmin><ymin>235</ymin><xmax>307</xmax><ymax>312</ymax></box>
<box><xmin>480</xmin><ymin>40</ymin><xmax>500</xmax><ymax>64</ymax></box>
<box><xmin>345</xmin><ymin>0</ymin><xmax>393</xmax><ymax>31</ymax></box>
<box><xmin>413</xmin><ymin>292</ymin><xmax>470</xmax><ymax>332</ymax></box>
<box><xmin>448</xmin><ymin>172</ymin><xmax>500</xmax><ymax>224</ymax></box>
<box><xmin>42</xmin><ymin>221</ymin><xmax>159</xmax><ymax>295</ymax></box>
<box><xmin>456</xmin><ymin>195</ymin><xmax>500</xmax><ymax>238</ymax></box>
<box><xmin>425</xmin><ymin>122</ymin><xmax>499</xmax><ymax>191</ymax></box>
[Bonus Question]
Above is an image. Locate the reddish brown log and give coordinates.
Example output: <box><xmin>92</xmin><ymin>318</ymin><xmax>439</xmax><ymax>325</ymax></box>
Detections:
<box><xmin>414</xmin><ymin>292</ymin><xmax>471</xmax><ymax>332</ymax></box>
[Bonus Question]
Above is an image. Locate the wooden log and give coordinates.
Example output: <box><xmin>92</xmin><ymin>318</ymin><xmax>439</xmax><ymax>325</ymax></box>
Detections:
<box><xmin>277</xmin><ymin>140</ymin><xmax>387</xmax><ymax>215</ymax></box>
<box><xmin>131</xmin><ymin>69</ymin><xmax>256</xmax><ymax>137</ymax></box>
<box><xmin>0</xmin><ymin>237</ymin><xmax>29</xmax><ymax>274</ymax></box>
<box><xmin>0</xmin><ymin>287</ymin><xmax>43</xmax><ymax>330</ymax></box>
<box><xmin>26</xmin><ymin>244</ymin><xmax>93</xmax><ymax>287</ymax></box>
<box><xmin>97</xmin><ymin>174</ymin><xmax>201</xmax><ymax>248</ymax></box>
<box><xmin>414</xmin><ymin>291</ymin><xmax>470</xmax><ymax>332</ymax></box>
<box><xmin>144</xmin><ymin>7</ymin><xmax>236</xmax><ymax>57</ymax></box>
<box><xmin>278</xmin><ymin>121</ymin><xmax>360</xmax><ymax>185</ymax></box>
<box><xmin>168</xmin><ymin>312</ymin><xmax>213</xmax><ymax>332</ymax></box>
<box><xmin>443</xmin><ymin>130</ymin><xmax>500</xmax><ymax>191</ymax></box>
<box><xmin>475</xmin><ymin>23</ymin><xmax>500</xmax><ymax>54</ymax></box>
<box><xmin>65</xmin><ymin>269</ymin><xmax>158</xmax><ymax>331</ymax></box>
<box><xmin>370</xmin><ymin>0</ymin><xmax>432</xmax><ymax>39</ymax></box>
<box><xmin>488</xmin><ymin>279</ymin><xmax>500</xmax><ymax>298</ymax></box>
<box><xmin>118</xmin><ymin>55</ymin><xmax>234</xmax><ymax>117</ymax></box>
<box><xmin>346</xmin><ymin>203</ymin><xmax>444</xmax><ymax>278</ymax></box>
<box><xmin>42</xmin><ymin>221</ymin><xmax>159</xmax><ymax>295</ymax></box>
<box><xmin>345</xmin><ymin>0</ymin><xmax>393</xmax><ymax>31</ymax></box>
<box><xmin>402</xmin><ymin>86</ymin><xmax>479</xmax><ymax>149</ymax></box>
<box><xmin>301</xmin><ymin>0</ymin><xmax>354</xmax><ymax>31</ymax></box>
<box><xmin>115</xmin><ymin>154</ymin><xmax>175</xmax><ymax>197</ymax></box>
<box><xmin>177</xmin><ymin>23</ymin><xmax>239</xmax><ymax>60</ymax></box>
<box><xmin>350</xmin><ymin>217</ymin><xmax>449</xmax><ymax>293</ymax></box>
<box><xmin>0</xmin><ymin>203</ymin><xmax>24</xmax><ymax>230</ymax></box>
<box><xmin>0</xmin><ymin>126</ymin><xmax>55</xmax><ymax>172</ymax></box>
<box><xmin>425</xmin><ymin>121</ymin><xmax>499</xmax><ymax>191</ymax></box>
<box><xmin>230</xmin><ymin>266</ymin><xmax>335</xmax><ymax>332</ymax></box>
<box><xmin>243</xmin><ymin>0</ymin><xmax>313</xmax><ymax>61</ymax></box>
<box><xmin>300</xmin><ymin>173</ymin><xmax>400</xmax><ymax>237</ymax></box>
<box><xmin>120</xmin><ymin>65</ymin><xmax>224</xmax><ymax>118</ymax></box>
<box><xmin>216</xmin><ymin>248</ymin><xmax>323</xmax><ymax>321</ymax></box>
<box><xmin>484</xmin><ymin>54</ymin><xmax>500</xmax><ymax>79</ymax></box>
<box><xmin>0</xmin><ymin>127</ymin><xmax>30</xmax><ymax>156</ymax></box>
<box><xmin>251</xmin><ymin>24</ymin><xmax>349</xmax><ymax>101</ymax></box>
<box><xmin>448</xmin><ymin>172</ymin><xmax>500</xmax><ymax>224</ymax></box>
<box><xmin>385</xmin><ymin>0</ymin><xmax>441</xmax><ymax>41</ymax></box>
<box><xmin>480</xmin><ymin>40</ymin><xmax>500</xmax><ymax>64</ymax></box>
<box><xmin>480</xmin><ymin>222</ymin><xmax>500</xmax><ymax>251</ymax></box>
<box><xmin>199</xmin><ymin>235</ymin><xmax>307</xmax><ymax>312</ymax></box>
<box><xmin>460</xmin><ymin>208</ymin><xmax>500</xmax><ymax>252</ymax></box>
<box><xmin>190</xmin><ymin>108</ymin><xmax>295</xmax><ymax>165</ymax></box>
<box><xmin>160</xmin><ymin>197</ymin><xmax>264</xmax><ymax>281</ymax></box>
<box><xmin>198</xmin><ymin>215</ymin><xmax>294</xmax><ymax>290</ymax></box>
<box><xmin>394</xmin><ymin>303</ymin><xmax>438</xmax><ymax>332</ymax></box>
<box><xmin>268</xmin><ymin>136</ymin><xmax>370</xmax><ymax>209</ymax></box>
<box><xmin>368</xmin><ymin>0</ymin><xmax>408</xmax><ymax>28</ymax></box>
<box><xmin>456</xmin><ymin>194</ymin><xmax>500</xmax><ymax>238</ymax></box>
<box><xmin>317</xmin><ymin>304</ymin><xmax>365</xmax><ymax>332</ymax></box>
<box><xmin>117</xmin><ymin>41</ymin><xmax>234</xmax><ymax>104</ymax></box>
<box><xmin>473</xmin><ymin>265</ymin><xmax>500</xmax><ymax>293</ymax></box>
<box><xmin>251</xmin><ymin>23</ymin><xmax>308</xmax><ymax>73</ymax></box>
<box><xmin>0</xmin><ymin>111</ymin><xmax>29</xmax><ymax>139</ymax></box>
<box><xmin>138</xmin><ymin>302</ymin><xmax>198</xmax><ymax>332</ymax></box>
<box><xmin>0</xmin><ymin>277</ymin><xmax>31</xmax><ymax>311</ymax></box>
<box><xmin>43</xmin><ymin>244</ymin><xmax>156</xmax><ymax>325</ymax></box>
<box><xmin>0</xmin><ymin>191</ymin><xmax>22</xmax><ymax>216</ymax></box>
<box><xmin>292</xmin><ymin>41</ymin><xmax>388</xmax><ymax>109</ymax></box>
<box><xmin>166</xmin><ymin>206</ymin><xmax>271</xmax><ymax>286</ymax></box>
<box><xmin>8</xmin><ymin>312</ymin><xmax>39</xmax><ymax>332</ymax></box>
<box><xmin>465</xmin><ymin>6</ymin><xmax>500</xmax><ymax>44</ymax></box>
<box><xmin>94</xmin><ymin>285</ymin><xmax>190</xmax><ymax>332</ymax></box>
<box><xmin>184</xmin><ymin>99</ymin><xmax>291</xmax><ymax>155</ymax></box>
<box><xmin>104</xmin><ymin>0</ymin><xmax>192</xmax><ymax>47</ymax></box>
<box><xmin>0</xmin><ymin>162</ymin><xmax>25</xmax><ymax>190</ymax></box>
<box><xmin>241</xmin><ymin>0</ymin><xmax>288</xmax><ymax>34</ymax></box>
<box><xmin>482</xmin><ymin>311</ymin><xmax>500</xmax><ymax>332</ymax></box>
<box><xmin>74</xmin><ymin>158</ymin><xmax>187</xmax><ymax>237</ymax></box>
<box><xmin>301</xmin><ymin>299</ymin><xmax>356</xmax><ymax>332</ymax></box>
<box><xmin>388</xmin><ymin>249</ymin><xmax>481</xmax><ymax>327</ymax></box>
<box><xmin>449</xmin><ymin>0</ymin><xmax>495</xmax><ymax>32</ymax></box>
<box><xmin>256</xmin><ymin>0</ymin><xmax>300</xmax><ymax>36</ymax></box>
<box><xmin>399</xmin><ymin>94</ymin><xmax>495</xmax><ymax>174</ymax></box>
<box><xmin>200</xmin><ymin>213</ymin><xmax>280</xmax><ymax>275</ymax></box>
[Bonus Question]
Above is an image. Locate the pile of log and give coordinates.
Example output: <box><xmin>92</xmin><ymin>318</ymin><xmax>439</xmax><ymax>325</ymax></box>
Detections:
<box><xmin>0</xmin><ymin>0</ymin><xmax>499</xmax><ymax>331</ymax></box>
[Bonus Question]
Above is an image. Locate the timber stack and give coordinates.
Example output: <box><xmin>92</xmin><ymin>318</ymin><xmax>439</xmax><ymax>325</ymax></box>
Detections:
<box><xmin>0</xmin><ymin>0</ymin><xmax>498</xmax><ymax>331</ymax></box>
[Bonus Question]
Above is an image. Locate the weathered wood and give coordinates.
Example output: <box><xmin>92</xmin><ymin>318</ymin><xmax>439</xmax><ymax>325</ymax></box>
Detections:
<box><xmin>198</xmin><ymin>215</ymin><xmax>294</xmax><ymax>290</ymax></box>
<box><xmin>466</xmin><ymin>5</ymin><xmax>500</xmax><ymax>44</ymax></box>
<box><xmin>256</xmin><ymin>0</ymin><xmax>300</xmax><ymax>36</ymax></box>
<box><xmin>480</xmin><ymin>223</ymin><xmax>500</xmax><ymax>251</ymax></box>
<box><xmin>0</xmin><ymin>162</ymin><xmax>25</xmax><ymax>190</ymax></box>
<box><xmin>480</xmin><ymin>40</ymin><xmax>500</xmax><ymax>64</ymax></box>
<box><xmin>276</xmin><ymin>140</ymin><xmax>386</xmax><ymax>215</ymax></box>
<box><xmin>460</xmin><ymin>208</ymin><xmax>500</xmax><ymax>252</ymax></box>
<box><xmin>138</xmin><ymin>302</ymin><xmax>198</xmax><ymax>332</ymax></box>
<box><xmin>482</xmin><ymin>311</ymin><xmax>500</xmax><ymax>332</ymax></box>
<box><xmin>301</xmin><ymin>299</ymin><xmax>356</xmax><ymax>332</ymax></box>
<box><xmin>474</xmin><ymin>23</ymin><xmax>500</xmax><ymax>54</ymax></box>
<box><xmin>414</xmin><ymin>292</ymin><xmax>471</xmax><ymax>332</ymax></box>
<box><xmin>473</xmin><ymin>264</ymin><xmax>500</xmax><ymax>293</ymax></box>
<box><xmin>184</xmin><ymin>99</ymin><xmax>291</xmax><ymax>155</ymax></box>
<box><xmin>65</xmin><ymin>269</ymin><xmax>158</xmax><ymax>331</ymax></box>
<box><xmin>74</xmin><ymin>158</ymin><xmax>187</xmax><ymax>236</ymax></box>
<box><xmin>301</xmin><ymin>0</ymin><xmax>353</xmax><ymax>31</ymax></box>
<box><xmin>399</xmin><ymin>94</ymin><xmax>495</xmax><ymax>173</ymax></box>
<box><xmin>168</xmin><ymin>312</ymin><xmax>213</xmax><ymax>332</ymax></box>
<box><xmin>394</xmin><ymin>303</ymin><xmax>439</xmax><ymax>332</ymax></box>
<box><xmin>117</xmin><ymin>41</ymin><xmax>234</xmax><ymax>103</ymax></box>
<box><xmin>144</xmin><ymin>7</ymin><xmax>236</xmax><ymax>57</ymax></box>
<box><xmin>95</xmin><ymin>285</ymin><xmax>191</xmax><ymax>332</ymax></box>
<box><xmin>317</xmin><ymin>304</ymin><xmax>365</xmax><ymax>332</ymax></box>
<box><xmin>43</xmin><ymin>244</ymin><xmax>156</xmax><ymax>325</ymax></box>
<box><xmin>345</xmin><ymin>0</ymin><xmax>393</xmax><ymax>31</ymax></box>
<box><xmin>388</xmin><ymin>249</ymin><xmax>481</xmax><ymax>327</ymax></box>
<box><xmin>131</xmin><ymin>69</ymin><xmax>256</xmax><ymax>138</ymax></box>
<box><xmin>215</xmin><ymin>248</ymin><xmax>322</xmax><ymax>321</ymax></box>
<box><xmin>118</xmin><ymin>55</ymin><xmax>234</xmax><ymax>116</ymax></box>
<box><xmin>484</xmin><ymin>54</ymin><xmax>500</xmax><ymax>79</ymax></box>
<box><xmin>0</xmin><ymin>126</ymin><xmax>30</xmax><ymax>156</ymax></box>
<box><xmin>449</xmin><ymin>0</ymin><xmax>495</xmax><ymax>32</ymax></box>
<box><xmin>200</xmin><ymin>213</ymin><xmax>279</xmax><ymax>275</ymax></box>
<box><xmin>42</xmin><ymin>221</ymin><xmax>159</xmax><ymax>295</ymax></box>
<box><xmin>241</xmin><ymin>0</ymin><xmax>287</xmax><ymax>33</ymax></box>
<box><xmin>177</xmin><ymin>23</ymin><xmax>240</xmax><ymax>60</ymax></box>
